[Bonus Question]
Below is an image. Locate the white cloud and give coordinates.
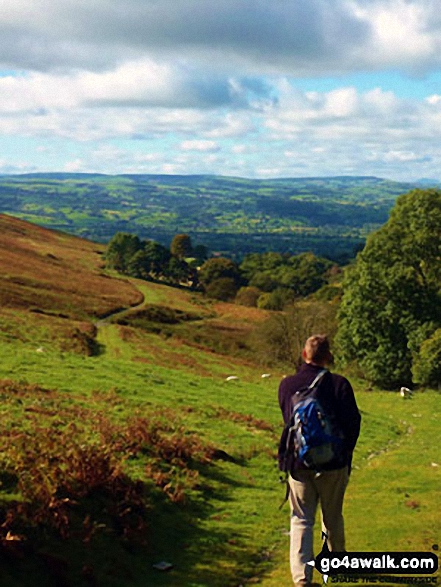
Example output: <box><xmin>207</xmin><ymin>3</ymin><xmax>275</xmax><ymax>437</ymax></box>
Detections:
<box><xmin>0</xmin><ymin>60</ymin><xmax>265</xmax><ymax>113</ymax></box>
<box><xmin>63</xmin><ymin>159</ymin><xmax>84</xmax><ymax>172</ymax></box>
<box><xmin>2</xmin><ymin>0</ymin><xmax>441</xmax><ymax>78</ymax></box>
<box><xmin>426</xmin><ymin>94</ymin><xmax>441</xmax><ymax>105</ymax></box>
<box><xmin>353</xmin><ymin>0</ymin><xmax>438</xmax><ymax>72</ymax></box>
<box><xmin>180</xmin><ymin>140</ymin><xmax>220</xmax><ymax>152</ymax></box>
<box><xmin>2</xmin><ymin>0</ymin><xmax>441</xmax><ymax>181</ymax></box>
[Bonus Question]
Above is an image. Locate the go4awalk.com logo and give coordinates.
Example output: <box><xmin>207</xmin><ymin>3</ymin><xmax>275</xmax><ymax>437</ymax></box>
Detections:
<box><xmin>307</xmin><ymin>534</ymin><xmax>439</xmax><ymax>585</ymax></box>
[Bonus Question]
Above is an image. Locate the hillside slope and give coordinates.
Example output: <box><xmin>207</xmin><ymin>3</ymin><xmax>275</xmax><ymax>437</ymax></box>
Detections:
<box><xmin>0</xmin><ymin>213</ymin><xmax>142</xmax><ymax>319</ymax></box>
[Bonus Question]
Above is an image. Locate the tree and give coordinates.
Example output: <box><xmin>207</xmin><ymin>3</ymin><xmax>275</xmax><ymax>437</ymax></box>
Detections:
<box><xmin>235</xmin><ymin>286</ymin><xmax>261</xmax><ymax>307</ymax></box>
<box><xmin>285</xmin><ymin>252</ymin><xmax>332</xmax><ymax>296</ymax></box>
<box><xmin>127</xmin><ymin>249</ymin><xmax>153</xmax><ymax>280</ymax></box>
<box><xmin>192</xmin><ymin>244</ymin><xmax>209</xmax><ymax>265</ymax></box>
<box><xmin>170</xmin><ymin>234</ymin><xmax>193</xmax><ymax>259</ymax></box>
<box><xmin>251</xmin><ymin>301</ymin><xmax>337</xmax><ymax>366</ymax></box>
<box><xmin>240</xmin><ymin>251</ymin><xmax>332</xmax><ymax>297</ymax></box>
<box><xmin>199</xmin><ymin>257</ymin><xmax>242</xmax><ymax>288</ymax></box>
<box><xmin>165</xmin><ymin>256</ymin><xmax>195</xmax><ymax>285</ymax></box>
<box><xmin>142</xmin><ymin>241</ymin><xmax>171</xmax><ymax>277</ymax></box>
<box><xmin>257</xmin><ymin>288</ymin><xmax>295</xmax><ymax>311</ymax></box>
<box><xmin>336</xmin><ymin>189</ymin><xmax>441</xmax><ymax>388</ymax></box>
<box><xmin>205</xmin><ymin>278</ymin><xmax>238</xmax><ymax>301</ymax></box>
<box><xmin>126</xmin><ymin>241</ymin><xmax>171</xmax><ymax>279</ymax></box>
<box><xmin>412</xmin><ymin>328</ymin><xmax>441</xmax><ymax>387</ymax></box>
<box><xmin>105</xmin><ymin>232</ymin><xmax>142</xmax><ymax>273</ymax></box>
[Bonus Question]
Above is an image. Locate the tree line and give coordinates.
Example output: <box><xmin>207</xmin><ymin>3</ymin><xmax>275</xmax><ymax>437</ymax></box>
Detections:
<box><xmin>105</xmin><ymin>232</ymin><xmax>339</xmax><ymax>309</ymax></box>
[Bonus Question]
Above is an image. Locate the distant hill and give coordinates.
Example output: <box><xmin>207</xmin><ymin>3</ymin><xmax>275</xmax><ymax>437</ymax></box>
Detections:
<box><xmin>0</xmin><ymin>173</ymin><xmax>421</xmax><ymax>261</ymax></box>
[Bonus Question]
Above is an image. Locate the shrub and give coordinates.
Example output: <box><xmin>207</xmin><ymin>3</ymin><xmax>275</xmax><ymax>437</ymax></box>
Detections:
<box><xmin>251</xmin><ymin>301</ymin><xmax>338</xmax><ymax>367</ymax></box>
<box><xmin>205</xmin><ymin>278</ymin><xmax>238</xmax><ymax>301</ymax></box>
<box><xmin>257</xmin><ymin>288</ymin><xmax>295</xmax><ymax>311</ymax></box>
<box><xmin>235</xmin><ymin>286</ymin><xmax>261</xmax><ymax>307</ymax></box>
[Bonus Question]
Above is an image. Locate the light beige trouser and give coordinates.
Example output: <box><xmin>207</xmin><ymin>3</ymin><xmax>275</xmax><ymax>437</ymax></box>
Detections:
<box><xmin>289</xmin><ymin>467</ymin><xmax>349</xmax><ymax>585</ymax></box>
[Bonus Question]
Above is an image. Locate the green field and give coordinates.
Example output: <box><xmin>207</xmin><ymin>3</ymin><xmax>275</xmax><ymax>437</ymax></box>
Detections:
<box><xmin>0</xmin><ymin>173</ymin><xmax>425</xmax><ymax>261</ymax></box>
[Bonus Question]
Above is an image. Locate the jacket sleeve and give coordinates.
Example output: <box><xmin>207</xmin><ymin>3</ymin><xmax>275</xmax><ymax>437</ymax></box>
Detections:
<box><xmin>334</xmin><ymin>376</ymin><xmax>361</xmax><ymax>452</ymax></box>
<box><xmin>278</xmin><ymin>377</ymin><xmax>294</xmax><ymax>425</ymax></box>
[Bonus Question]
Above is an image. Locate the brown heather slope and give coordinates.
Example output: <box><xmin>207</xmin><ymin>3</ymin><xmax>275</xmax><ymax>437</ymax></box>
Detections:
<box><xmin>0</xmin><ymin>214</ymin><xmax>142</xmax><ymax>319</ymax></box>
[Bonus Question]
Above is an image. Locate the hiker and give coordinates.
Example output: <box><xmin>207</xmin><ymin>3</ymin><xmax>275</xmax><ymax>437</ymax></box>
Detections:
<box><xmin>278</xmin><ymin>334</ymin><xmax>361</xmax><ymax>587</ymax></box>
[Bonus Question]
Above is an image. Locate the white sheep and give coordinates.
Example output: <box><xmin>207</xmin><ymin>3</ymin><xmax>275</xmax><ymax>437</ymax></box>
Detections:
<box><xmin>225</xmin><ymin>376</ymin><xmax>239</xmax><ymax>381</ymax></box>
<box><xmin>400</xmin><ymin>387</ymin><xmax>413</xmax><ymax>399</ymax></box>
<box><xmin>261</xmin><ymin>373</ymin><xmax>272</xmax><ymax>379</ymax></box>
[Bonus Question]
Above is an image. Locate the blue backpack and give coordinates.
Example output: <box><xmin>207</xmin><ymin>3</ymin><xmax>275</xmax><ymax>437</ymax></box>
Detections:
<box><xmin>279</xmin><ymin>370</ymin><xmax>344</xmax><ymax>474</ymax></box>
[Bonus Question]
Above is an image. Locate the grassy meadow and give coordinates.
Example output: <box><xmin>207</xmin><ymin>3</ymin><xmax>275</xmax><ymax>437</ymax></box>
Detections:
<box><xmin>0</xmin><ymin>214</ymin><xmax>439</xmax><ymax>587</ymax></box>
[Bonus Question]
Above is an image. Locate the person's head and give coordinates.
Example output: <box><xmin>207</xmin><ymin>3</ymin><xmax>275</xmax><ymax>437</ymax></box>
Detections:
<box><xmin>302</xmin><ymin>334</ymin><xmax>333</xmax><ymax>366</ymax></box>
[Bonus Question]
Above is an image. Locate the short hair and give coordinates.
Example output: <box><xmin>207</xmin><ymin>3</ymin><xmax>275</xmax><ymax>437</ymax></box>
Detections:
<box><xmin>303</xmin><ymin>334</ymin><xmax>331</xmax><ymax>364</ymax></box>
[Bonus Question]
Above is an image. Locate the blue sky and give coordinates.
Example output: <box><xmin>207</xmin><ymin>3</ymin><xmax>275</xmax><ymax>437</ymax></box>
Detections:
<box><xmin>1</xmin><ymin>0</ymin><xmax>441</xmax><ymax>180</ymax></box>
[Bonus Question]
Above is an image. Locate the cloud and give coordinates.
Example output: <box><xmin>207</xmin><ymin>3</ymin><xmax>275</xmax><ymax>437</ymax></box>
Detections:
<box><xmin>180</xmin><ymin>140</ymin><xmax>220</xmax><ymax>152</ymax></box>
<box><xmin>2</xmin><ymin>0</ymin><xmax>441</xmax><ymax>78</ymax></box>
<box><xmin>1</xmin><ymin>75</ymin><xmax>441</xmax><ymax>179</ymax></box>
<box><xmin>0</xmin><ymin>61</ymin><xmax>272</xmax><ymax>113</ymax></box>
<box><xmin>0</xmin><ymin>0</ymin><xmax>366</xmax><ymax>74</ymax></box>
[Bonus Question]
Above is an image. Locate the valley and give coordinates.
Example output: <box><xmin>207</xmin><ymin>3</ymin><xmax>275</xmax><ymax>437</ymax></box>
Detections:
<box><xmin>0</xmin><ymin>174</ymin><xmax>428</xmax><ymax>261</ymax></box>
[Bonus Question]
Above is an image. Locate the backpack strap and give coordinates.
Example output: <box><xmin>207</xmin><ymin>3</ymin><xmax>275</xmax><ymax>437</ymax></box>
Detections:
<box><xmin>290</xmin><ymin>369</ymin><xmax>328</xmax><ymax>407</ymax></box>
<box><xmin>279</xmin><ymin>473</ymin><xmax>291</xmax><ymax>510</ymax></box>
<box><xmin>308</xmin><ymin>368</ymin><xmax>328</xmax><ymax>389</ymax></box>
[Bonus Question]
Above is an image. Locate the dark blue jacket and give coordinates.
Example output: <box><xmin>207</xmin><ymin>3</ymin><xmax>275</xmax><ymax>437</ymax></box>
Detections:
<box><xmin>278</xmin><ymin>363</ymin><xmax>361</xmax><ymax>471</ymax></box>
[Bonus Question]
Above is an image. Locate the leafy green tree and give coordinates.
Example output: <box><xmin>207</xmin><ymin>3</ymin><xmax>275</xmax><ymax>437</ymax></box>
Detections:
<box><xmin>257</xmin><ymin>288</ymin><xmax>295</xmax><ymax>311</ymax></box>
<box><xmin>126</xmin><ymin>249</ymin><xmax>152</xmax><ymax>280</ymax></box>
<box><xmin>241</xmin><ymin>251</ymin><xmax>332</xmax><ymax>297</ymax></box>
<box><xmin>127</xmin><ymin>241</ymin><xmax>170</xmax><ymax>279</ymax></box>
<box><xmin>235</xmin><ymin>286</ymin><xmax>261</xmax><ymax>307</ymax></box>
<box><xmin>192</xmin><ymin>244</ymin><xmax>209</xmax><ymax>265</ymax></box>
<box><xmin>286</xmin><ymin>252</ymin><xmax>332</xmax><ymax>296</ymax></box>
<box><xmin>412</xmin><ymin>328</ymin><xmax>441</xmax><ymax>387</ymax></box>
<box><xmin>170</xmin><ymin>234</ymin><xmax>193</xmax><ymax>259</ymax></box>
<box><xmin>240</xmin><ymin>252</ymin><xmax>284</xmax><ymax>282</ymax></box>
<box><xmin>249</xmin><ymin>271</ymin><xmax>278</xmax><ymax>292</ymax></box>
<box><xmin>199</xmin><ymin>257</ymin><xmax>242</xmax><ymax>288</ymax></box>
<box><xmin>165</xmin><ymin>256</ymin><xmax>195</xmax><ymax>285</ymax></box>
<box><xmin>142</xmin><ymin>241</ymin><xmax>171</xmax><ymax>277</ymax></box>
<box><xmin>336</xmin><ymin>189</ymin><xmax>441</xmax><ymax>388</ymax></box>
<box><xmin>105</xmin><ymin>232</ymin><xmax>142</xmax><ymax>273</ymax></box>
<box><xmin>205</xmin><ymin>278</ymin><xmax>238</xmax><ymax>301</ymax></box>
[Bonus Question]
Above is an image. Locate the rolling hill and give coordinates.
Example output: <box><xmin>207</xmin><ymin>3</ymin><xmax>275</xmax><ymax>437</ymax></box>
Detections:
<box><xmin>0</xmin><ymin>173</ymin><xmax>426</xmax><ymax>261</ymax></box>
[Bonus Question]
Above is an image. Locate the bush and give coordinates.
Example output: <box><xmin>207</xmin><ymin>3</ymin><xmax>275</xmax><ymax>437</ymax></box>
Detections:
<box><xmin>235</xmin><ymin>286</ymin><xmax>261</xmax><ymax>307</ymax></box>
<box><xmin>205</xmin><ymin>278</ymin><xmax>238</xmax><ymax>301</ymax></box>
<box><xmin>250</xmin><ymin>301</ymin><xmax>338</xmax><ymax>367</ymax></box>
<box><xmin>257</xmin><ymin>288</ymin><xmax>295</xmax><ymax>311</ymax></box>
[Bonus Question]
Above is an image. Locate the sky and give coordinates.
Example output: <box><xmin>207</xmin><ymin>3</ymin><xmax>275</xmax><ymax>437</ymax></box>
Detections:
<box><xmin>1</xmin><ymin>0</ymin><xmax>441</xmax><ymax>180</ymax></box>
